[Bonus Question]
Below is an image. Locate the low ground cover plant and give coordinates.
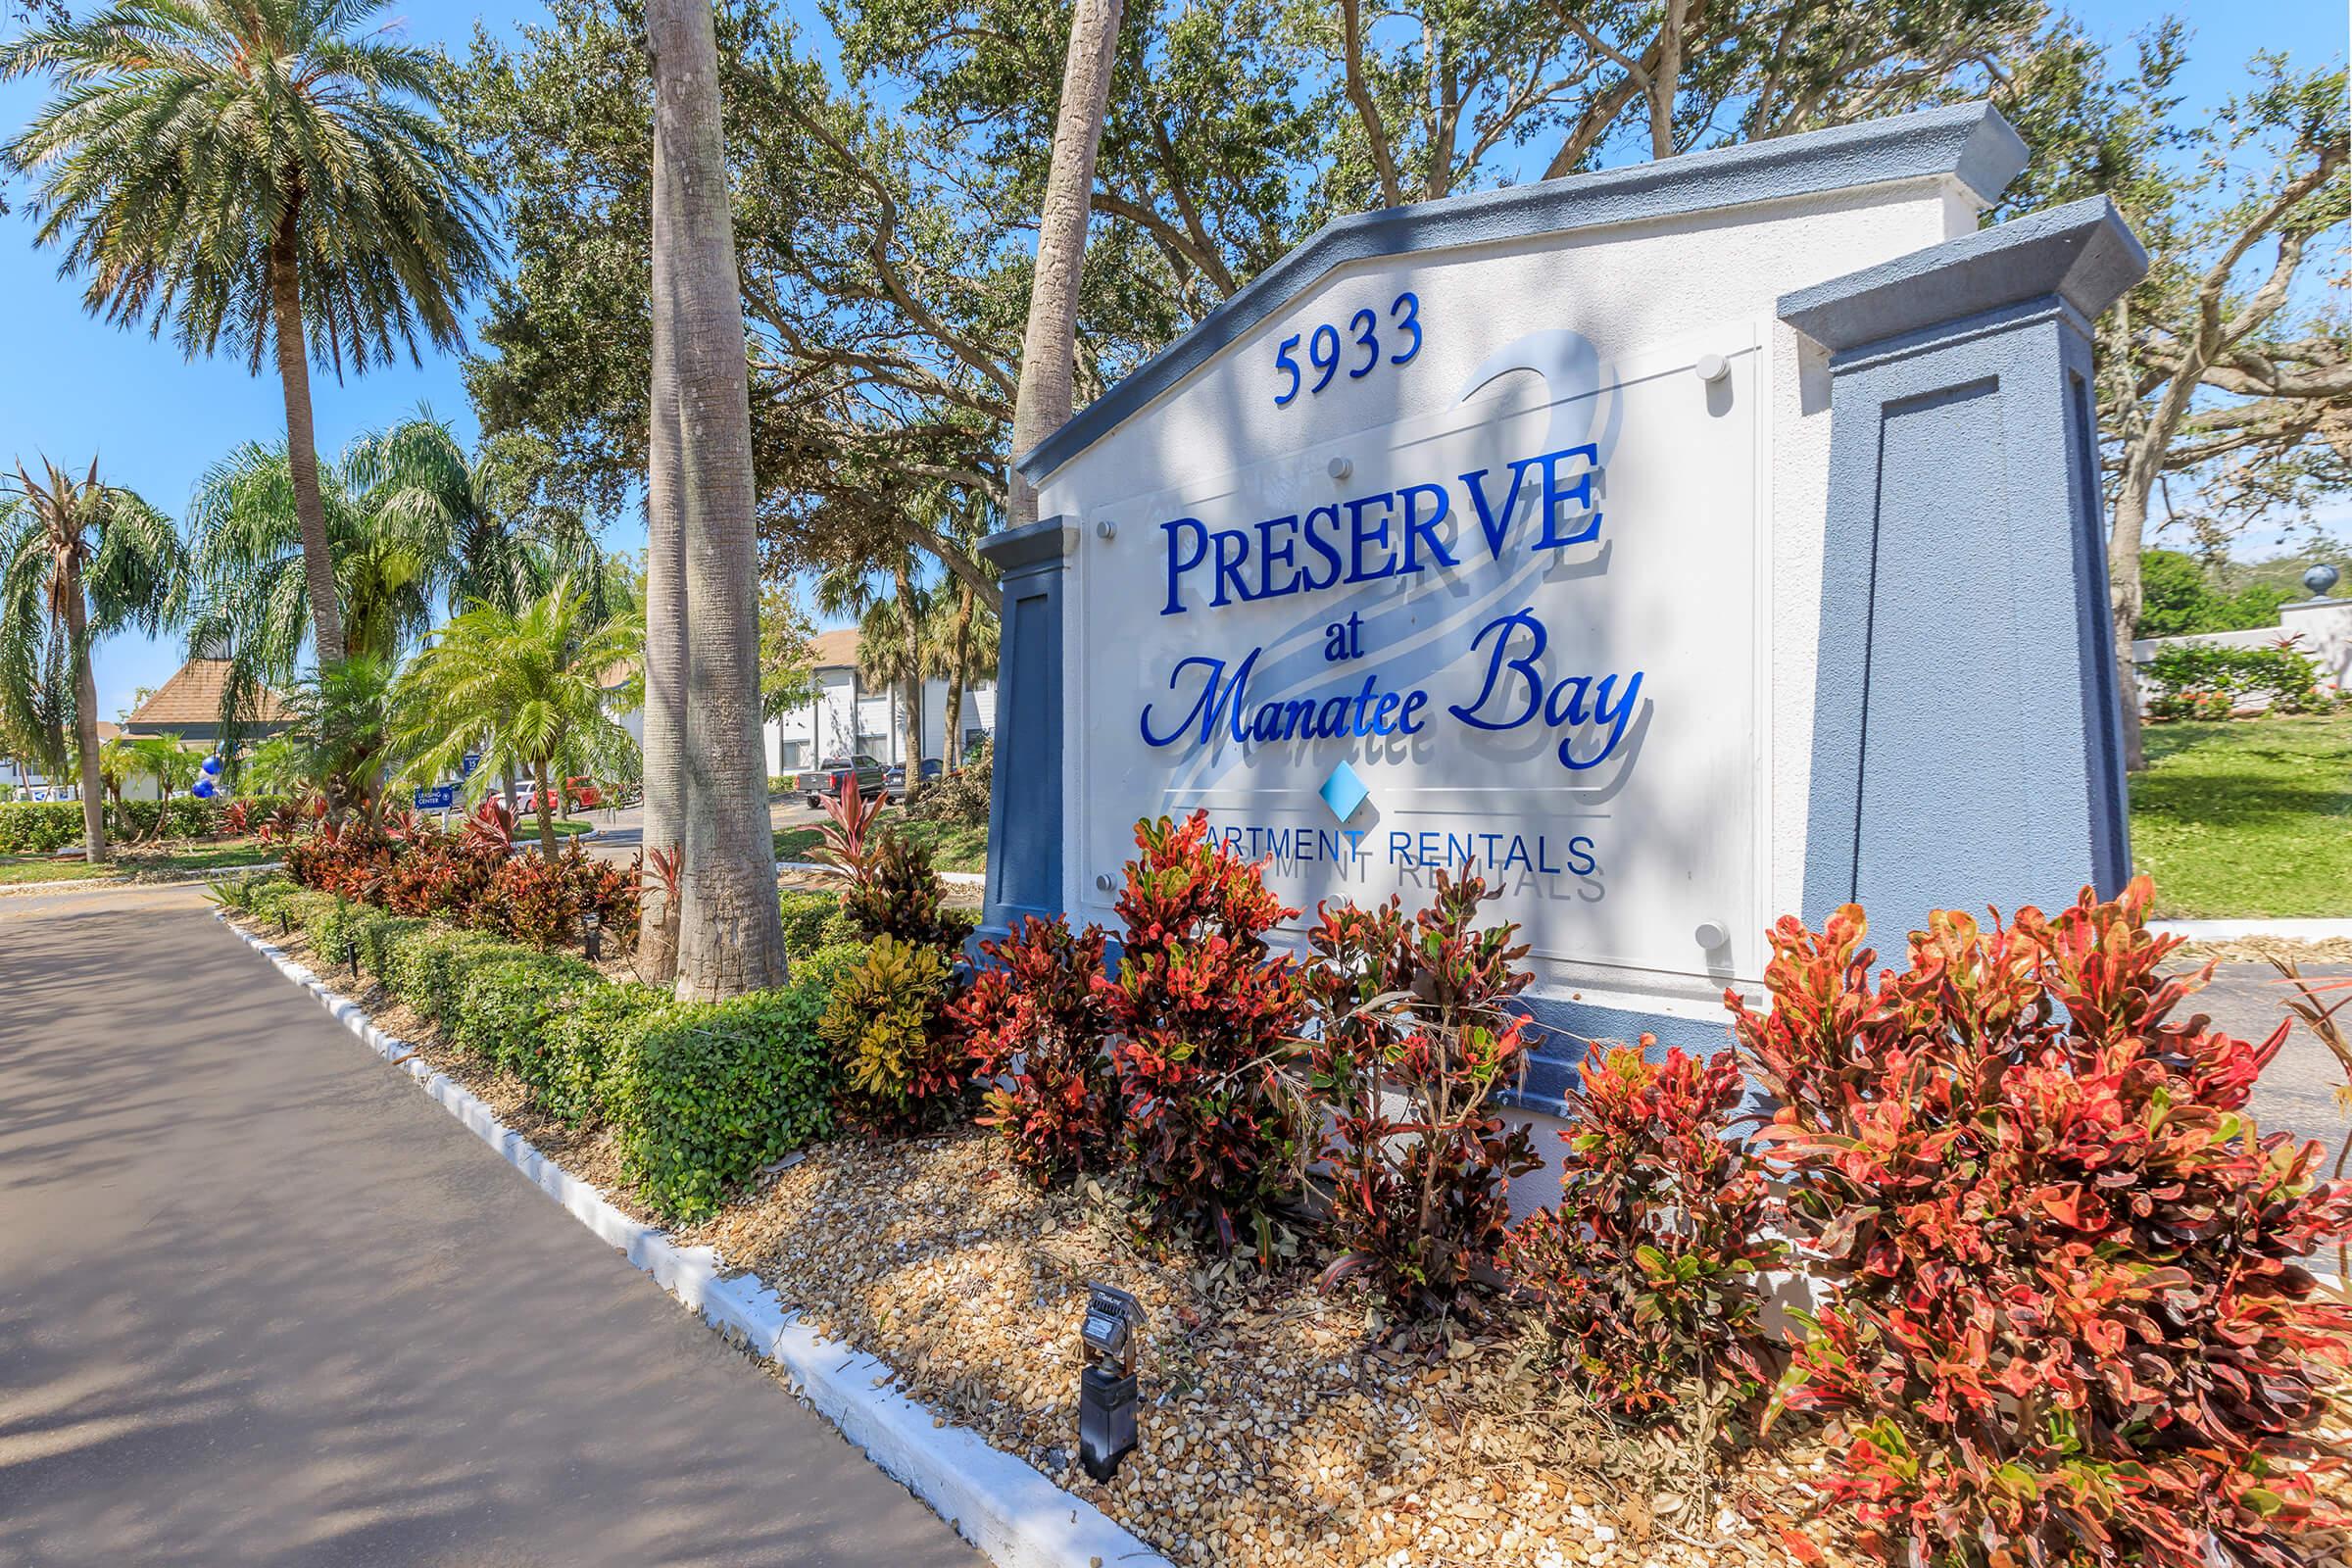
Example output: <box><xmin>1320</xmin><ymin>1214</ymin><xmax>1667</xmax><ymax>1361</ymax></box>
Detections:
<box><xmin>1735</xmin><ymin>878</ymin><xmax>2352</xmax><ymax>1566</ymax></box>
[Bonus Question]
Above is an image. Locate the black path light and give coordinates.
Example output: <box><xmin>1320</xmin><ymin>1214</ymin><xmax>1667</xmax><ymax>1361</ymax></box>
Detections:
<box><xmin>580</xmin><ymin>897</ymin><xmax>604</xmax><ymax>962</ymax></box>
<box><xmin>1078</xmin><ymin>1282</ymin><xmax>1145</xmax><ymax>1481</ymax></box>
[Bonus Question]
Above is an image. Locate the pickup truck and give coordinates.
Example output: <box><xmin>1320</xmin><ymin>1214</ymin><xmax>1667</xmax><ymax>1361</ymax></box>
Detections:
<box><xmin>795</xmin><ymin>754</ymin><xmax>892</xmax><ymax>809</ymax></box>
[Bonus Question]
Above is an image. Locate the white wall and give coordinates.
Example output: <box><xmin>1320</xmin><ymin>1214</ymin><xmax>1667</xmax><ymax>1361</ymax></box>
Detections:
<box><xmin>763</xmin><ymin>672</ymin><xmax>997</xmax><ymax>776</ymax></box>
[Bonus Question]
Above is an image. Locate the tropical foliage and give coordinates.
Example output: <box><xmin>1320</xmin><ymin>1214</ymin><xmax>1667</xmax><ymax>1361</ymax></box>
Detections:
<box><xmin>0</xmin><ymin>0</ymin><xmax>496</xmax><ymax>668</ymax></box>
<box><xmin>392</xmin><ymin>576</ymin><xmax>642</xmax><ymax>860</ymax></box>
<box><xmin>1301</xmin><ymin>871</ymin><xmax>1543</xmax><ymax>1326</ymax></box>
<box><xmin>1736</xmin><ymin>880</ymin><xmax>2352</xmax><ymax>1566</ymax></box>
<box><xmin>0</xmin><ymin>458</ymin><xmax>182</xmax><ymax>858</ymax></box>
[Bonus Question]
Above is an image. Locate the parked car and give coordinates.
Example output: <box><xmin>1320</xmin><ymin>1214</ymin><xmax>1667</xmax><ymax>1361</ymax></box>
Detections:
<box><xmin>515</xmin><ymin>775</ymin><xmax>604</xmax><ymax>814</ymax></box>
<box><xmin>883</xmin><ymin>758</ymin><xmax>944</xmax><ymax>799</ymax></box>
<box><xmin>795</xmin><ymin>755</ymin><xmax>890</xmax><ymax>809</ymax></box>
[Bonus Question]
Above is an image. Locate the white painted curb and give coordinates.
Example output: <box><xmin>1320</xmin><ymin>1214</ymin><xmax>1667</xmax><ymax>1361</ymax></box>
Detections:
<box><xmin>212</xmin><ymin>909</ymin><xmax>1170</xmax><ymax>1568</ymax></box>
<box><xmin>2155</xmin><ymin>918</ymin><xmax>2352</xmax><ymax>943</ymax></box>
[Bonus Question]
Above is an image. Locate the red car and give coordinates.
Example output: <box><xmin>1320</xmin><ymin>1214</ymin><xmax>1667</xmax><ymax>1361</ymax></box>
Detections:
<box><xmin>516</xmin><ymin>776</ymin><xmax>604</xmax><ymax>813</ymax></box>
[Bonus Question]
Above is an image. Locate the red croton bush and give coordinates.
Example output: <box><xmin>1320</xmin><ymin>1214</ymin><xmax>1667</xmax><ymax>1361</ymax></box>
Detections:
<box><xmin>1735</xmin><ymin>877</ymin><xmax>2352</xmax><ymax>1567</ymax></box>
<box><xmin>1100</xmin><ymin>811</ymin><xmax>1307</xmax><ymax>1258</ymax></box>
<box><xmin>1302</xmin><ymin>869</ymin><xmax>1541</xmax><ymax>1327</ymax></box>
<box><xmin>284</xmin><ymin>801</ymin><xmax>637</xmax><ymax>953</ymax></box>
<box><xmin>1505</xmin><ymin>1039</ymin><xmax>1781</xmax><ymax>1416</ymax></box>
<box><xmin>953</xmin><ymin>914</ymin><xmax>1116</xmax><ymax>1188</ymax></box>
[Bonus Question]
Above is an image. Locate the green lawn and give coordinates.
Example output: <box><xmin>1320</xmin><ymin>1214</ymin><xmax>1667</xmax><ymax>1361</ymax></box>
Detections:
<box><xmin>772</xmin><ymin>815</ymin><xmax>987</xmax><ymax>875</ymax></box>
<box><xmin>2131</xmin><ymin>710</ymin><xmax>2352</xmax><ymax>918</ymax></box>
<box><xmin>0</xmin><ymin>836</ymin><xmax>280</xmax><ymax>887</ymax></box>
<box><xmin>0</xmin><ymin>858</ymin><xmax>119</xmax><ymax>886</ymax></box>
<box><xmin>774</xmin><ymin>826</ymin><xmax>824</xmax><ymax>863</ymax></box>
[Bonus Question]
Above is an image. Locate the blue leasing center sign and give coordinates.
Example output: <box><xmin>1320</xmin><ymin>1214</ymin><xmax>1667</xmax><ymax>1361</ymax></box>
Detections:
<box><xmin>983</xmin><ymin>103</ymin><xmax>2143</xmax><ymax>1101</ymax></box>
<box><xmin>413</xmin><ymin>783</ymin><xmax>458</xmax><ymax>811</ymax></box>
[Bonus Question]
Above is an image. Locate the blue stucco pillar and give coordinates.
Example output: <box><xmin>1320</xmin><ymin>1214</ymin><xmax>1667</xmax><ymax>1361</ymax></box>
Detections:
<box><xmin>1780</xmin><ymin>196</ymin><xmax>2148</xmax><ymax>938</ymax></box>
<box><xmin>977</xmin><ymin>516</ymin><xmax>1078</xmax><ymax>948</ymax></box>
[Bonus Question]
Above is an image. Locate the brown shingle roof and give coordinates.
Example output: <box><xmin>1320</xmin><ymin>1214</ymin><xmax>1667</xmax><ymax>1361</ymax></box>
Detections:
<box><xmin>808</xmin><ymin>627</ymin><xmax>861</xmax><ymax>669</ymax></box>
<box><xmin>122</xmin><ymin>659</ymin><xmax>293</xmax><ymax>730</ymax></box>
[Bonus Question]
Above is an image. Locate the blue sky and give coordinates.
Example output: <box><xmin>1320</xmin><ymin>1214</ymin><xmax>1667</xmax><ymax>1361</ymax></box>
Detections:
<box><xmin>0</xmin><ymin>0</ymin><xmax>2342</xmax><ymax>721</ymax></box>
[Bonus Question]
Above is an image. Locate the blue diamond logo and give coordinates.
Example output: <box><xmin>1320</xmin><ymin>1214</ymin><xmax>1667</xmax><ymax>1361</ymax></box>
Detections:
<box><xmin>1319</xmin><ymin>760</ymin><xmax>1369</xmax><ymax>822</ymax></box>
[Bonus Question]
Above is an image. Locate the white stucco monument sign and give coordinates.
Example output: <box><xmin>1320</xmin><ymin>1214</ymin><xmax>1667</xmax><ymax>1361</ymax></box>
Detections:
<box><xmin>981</xmin><ymin>102</ymin><xmax>2145</xmax><ymax>1106</ymax></box>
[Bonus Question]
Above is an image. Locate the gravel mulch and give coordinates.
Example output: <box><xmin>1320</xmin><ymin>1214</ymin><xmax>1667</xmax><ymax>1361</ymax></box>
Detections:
<box><xmin>684</xmin><ymin>1133</ymin><xmax>1855</xmax><ymax>1568</ymax></box>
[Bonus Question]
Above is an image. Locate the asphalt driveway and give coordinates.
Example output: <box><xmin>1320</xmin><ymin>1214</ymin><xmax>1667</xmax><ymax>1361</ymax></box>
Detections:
<box><xmin>0</xmin><ymin>881</ymin><xmax>974</xmax><ymax>1568</ymax></box>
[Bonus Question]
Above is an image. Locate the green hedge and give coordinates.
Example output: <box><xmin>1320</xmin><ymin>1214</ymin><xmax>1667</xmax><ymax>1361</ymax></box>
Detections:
<box><xmin>778</xmin><ymin>888</ymin><xmax>844</xmax><ymax>953</ymax></box>
<box><xmin>452</xmin><ymin>952</ymin><xmax>602</xmax><ymax>1082</ymax></box>
<box><xmin>606</xmin><ymin>983</ymin><xmax>837</xmax><ymax>1222</ymax></box>
<box><xmin>229</xmin><ymin>876</ymin><xmax>854</xmax><ymax>1223</ymax></box>
<box><xmin>543</xmin><ymin>983</ymin><xmax>672</xmax><ymax>1125</ymax></box>
<box><xmin>2145</xmin><ymin>642</ymin><xmax>2326</xmax><ymax>718</ymax></box>
<box><xmin>0</xmin><ymin>794</ymin><xmax>293</xmax><ymax>855</ymax></box>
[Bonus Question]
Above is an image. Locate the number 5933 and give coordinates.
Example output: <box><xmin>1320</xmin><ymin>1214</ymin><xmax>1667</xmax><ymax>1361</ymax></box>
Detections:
<box><xmin>1274</xmin><ymin>291</ymin><xmax>1420</xmax><ymax>406</ymax></box>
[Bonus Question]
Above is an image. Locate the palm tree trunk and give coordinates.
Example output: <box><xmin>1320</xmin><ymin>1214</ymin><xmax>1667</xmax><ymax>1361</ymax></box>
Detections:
<box><xmin>942</xmin><ymin>582</ymin><xmax>973</xmax><ymax>773</ymax></box>
<box><xmin>268</xmin><ymin>190</ymin><xmax>346</xmax><ymax>669</ymax></box>
<box><xmin>535</xmin><ymin>750</ymin><xmax>562</xmax><ymax>862</ymax></box>
<box><xmin>1006</xmin><ymin>0</ymin><xmax>1122</xmax><ymax>527</ymax></box>
<box><xmin>649</xmin><ymin>0</ymin><xmax>788</xmax><ymax>1000</ymax></box>
<box><xmin>61</xmin><ymin>555</ymin><xmax>107</xmax><ymax>861</ymax></box>
<box><xmin>637</xmin><ymin>103</ymin><xmax>689</xmax><ymax>986</ymax></box>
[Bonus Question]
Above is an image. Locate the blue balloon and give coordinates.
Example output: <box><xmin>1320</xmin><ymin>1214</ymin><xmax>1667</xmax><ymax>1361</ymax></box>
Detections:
<box><xmin>201</xmin><ymin>754</ymin><xmax>222</xmax><ymax>775</ymax></box>
<box><xmin>192</xmin><ymin>778</ymin><xmax>216</xmax><ymax>799</ymax></box>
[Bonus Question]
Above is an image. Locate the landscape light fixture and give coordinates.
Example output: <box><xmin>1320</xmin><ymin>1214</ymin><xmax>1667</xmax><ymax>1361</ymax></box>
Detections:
<box><xmin>581</xmin><ymin>904</ymin><xmax>603</xmax><ymax>962</ymax></box>
<box><xmin>1077</xmin><ymin>1282</ymin><xmax>1145</xmax><ymax>1481</ymax></box>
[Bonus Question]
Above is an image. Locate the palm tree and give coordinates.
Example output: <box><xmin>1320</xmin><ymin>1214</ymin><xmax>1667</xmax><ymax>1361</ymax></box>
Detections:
<box><xmin>393</xmin><ymin>578</ymin><xmax>641</xmax><ymax>862</ymax></box>
<box><xmin>646</xmin><ymin>0</ymin><xmax>787</xmax><ymax>998</ymax></box>
<box><xmin>924</xmin><ymin>493</ymin><xmax>1000</xmax><ymax>773</ymax></box>
<box><xmin>927</xmin><ymin>579</ymin><xmax>999</xmax><ymax>775</ymax></box>
<box><xmin>0</xmin><ymin>459</ymin><xmax>184</xmax><ymax>860</ymax></box>
<box><xmin>277</xmin><ymin>655</ymin><xmax>399</xmax><ymax>826</ymax></box>
<box><xmin>1</xmin><ymin>0</ymin><xmax>498</xmax><ymax>667</ymax></box>
<box><xmin>814</xmin><ymin>545</ymin><xmax>931</xmax><ymax>785</ymax></box>
<box><xmin>358</xmin><ymin>416</ymin><xmax>603</xmax><ymax>622</ymax></box>
<box><xmin>185</xmin><ymin>436</ymin><xmax>440</xmax><ymax>763</ymax></box>
<box><xmin>1005</xmin><ymin>0</ymin><xmax>1122</xmax><ymax>526</ymax></box>
<box><xmin>122</xmin><ymin>733</ymin><xmax>201</xmax><ymax>840</ymax></box>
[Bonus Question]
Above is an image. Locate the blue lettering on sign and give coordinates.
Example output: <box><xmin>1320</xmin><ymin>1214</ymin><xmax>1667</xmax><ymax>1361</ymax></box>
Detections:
<box><xmin>1159</xmin><ymin>442</ymin><xmax>1602</xmax><ymax>615</ymax></box>
<box><xmin>1141</xmin><ymin>613</ymin><xmax>1631</xmax><ymax>774</ymax></box>
<box><xmin>1448</xmin><ymin>610</ymin><xmax>1644</xmax><ymax>770</ymax></box>
<box><xmin>1141</xmin><ymin>649</ymin><xmax>1433</xmax><ymax>750</ymax></box>
<box><xmin>1274</xmin><ymin>291</ymin><xmax>1422</xmax><ymax>406</ymax></box>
